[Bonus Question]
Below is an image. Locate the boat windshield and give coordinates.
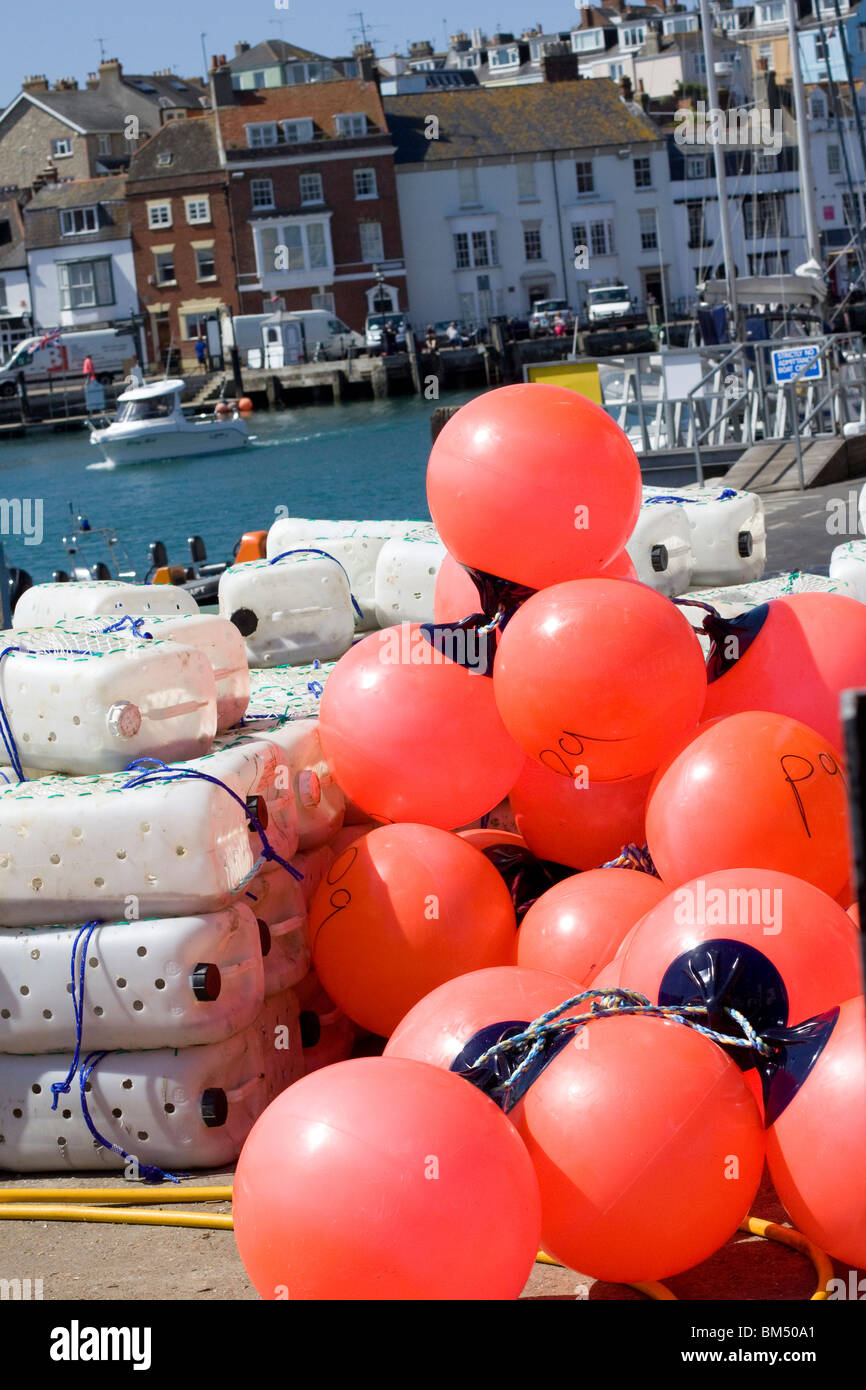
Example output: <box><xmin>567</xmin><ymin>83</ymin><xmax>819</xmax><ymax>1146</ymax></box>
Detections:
<box><xmin>115</xmin><ymin>398</ymin><xmax>176</xmax><ymax>423</ymax></box>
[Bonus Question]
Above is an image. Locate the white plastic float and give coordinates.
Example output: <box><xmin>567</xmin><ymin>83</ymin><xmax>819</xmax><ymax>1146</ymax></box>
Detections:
<box><xmin>374</xmin><ymin>537</ymin><xmax>446</xmax><ymax>627</ymax></box>
<box><xmin>642</xmin><ymin>485</ymin><xmax>766</xmax><ymax>586</ymax></box>
<box><xmin>0</xmin><ymin>905</ymin><xmax>265</xmax><ymax>1053</ymax></box>
<box><xmin>245</xmin><ymin>661</ymin><xmax>335</xmax><ymax>721</ymax></box>
<box><xmin>829</xmin><ymin>540</ymin><xmax>866</xmax><ymax>604</ymax></box>
<box><xmin>0</xmin><ymin>628</ymin><xmax>216</xmax><ymax>776</ymax></box>
<box><xmin>13</xmin><ymin>580</ymin><xmax>199</xmax><ymax>628</ymax></box>
<box><xmin>219</xmin><ymin>552</ymin><xmax>355</xmax><ymax>668</ymax></box>
<box><xmin>0</xmin><ymin>1026</ymin><xmax>267</xmax><ymax>1172</ymax></box>
<box><xmin>680</xmin><ymin>571</ymin><xmax>861</xmax><ymax>658</ymax></box>
<box><xmin>53</xmin><ymin>614</ymin><xmax>250</xmax><ymax>731</ymax></box>
<box><xmin>257</xmin><ymin>991</ymin><xmax>305</xmax><ymax>1104</ymax></box>
<box><xmin>216</xmin><ymin>717</ymin><xmax>345</xmax><ymax>850</ymax></box>
<box><xmin>0</xmin><ymin>741</ymin><xmax>298</xmax><ymax>927</ymax></box>
<box><xmin>626</xmin><ymin>499</ymin><xmax>694</xmax><ymax>597</ymax></box>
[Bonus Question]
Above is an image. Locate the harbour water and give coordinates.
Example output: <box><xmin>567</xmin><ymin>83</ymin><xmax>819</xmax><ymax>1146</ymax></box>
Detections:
<box><xmin>0</xmin><ymin>388</ymin><xmax>690</xmax><ymax>583</ymax></box>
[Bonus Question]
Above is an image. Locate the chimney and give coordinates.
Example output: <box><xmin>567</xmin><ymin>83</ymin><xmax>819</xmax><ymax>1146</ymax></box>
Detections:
<box><xmin>97</xmin><ymin>59</ymin><xmax>123</xmax><ymax>84</ymax></box>
<box><xmin>86</xmin><ymin>72</ymin><xmax>99</xmax><ymax>90</ymax></box>
<box><xmin>235</xmin><ymin>41</ymin><xmax>251</xmax><ymax>57</ymax></box>
<box><xmin>352</xmin><ymin>44</ymin><xmax>377</xmax><ymax>80</ymax></box>
<box><xmin>643</xmin><ymin>26</ymin><xmax>661</xmax><ymax>55</ymax></box>
<box><xmin>541</xmin><ymin>43</ymin><xmax>579</xmax><ymax>83</ymax></box>
<box><xmin>22</xmin><ymin>75</ymin><xmax>49</xmax><ymax>93</ymax></box>
<box><xmin>409</xmin><ymin>40</ymin><xmax>434</xmax><ymax>59</ymax></box>
<box><xmin>620</xmin><ymin>74</ymin><xmax>634</xmax><ymax>101</ymax></box>
<box><xmin>53</xmin><ymin>77</ymin><xmax>79</xmax><ymax>91</ymax></box>
<box><xmin>209</xmin><ymin>57</ymin><xmax>235</xmax><ymax>108</ymax></box>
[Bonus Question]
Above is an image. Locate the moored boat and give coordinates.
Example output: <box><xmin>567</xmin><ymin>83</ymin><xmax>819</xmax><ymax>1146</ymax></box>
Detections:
<box><xmin>89</xmin><ymin>378</ymin><xmax>250</xmax><ymax>465</ymax></box>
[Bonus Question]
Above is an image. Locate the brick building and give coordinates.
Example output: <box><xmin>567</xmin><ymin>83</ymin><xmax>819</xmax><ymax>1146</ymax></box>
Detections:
<box><xmin>127</xmin><ymin>116</ymin><xmax>239</xmax><ymax>367</ymax></box>
<box><xmin>212</xmin><ymin>64</ymin><xmax>406</xmax><ymax>328</ymax></box>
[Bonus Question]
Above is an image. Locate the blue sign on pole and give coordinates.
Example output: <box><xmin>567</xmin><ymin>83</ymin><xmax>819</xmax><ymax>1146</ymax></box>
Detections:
<box><xmin>770</xmin><ymin>344</ymin><xmax>824</xmax><ymax>385</ymax></box>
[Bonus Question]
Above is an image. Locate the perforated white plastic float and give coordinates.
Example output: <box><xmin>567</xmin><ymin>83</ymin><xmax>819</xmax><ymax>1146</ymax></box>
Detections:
<box><xmin>245</xmin><ymin>661</ymin><xmax>335</xmax><ymax>721</ymax></box>
<box><xmin>0</xmin><ymin>741</ymin><xmax>298</xmax><ymax>926</ymax></box>
<box><xmin>216</xmin><ymin>717</ymin><xmax>345</xmax><ymax>850</ymax></box>
<box><xmin>53</xmin><ymin>614</ymin><xmax>250</xmax><ymax>731</ymax></box>
<box><xmin>0</xmin><ymin>628</ymin><xmax>217</xmax><ymax>775</ymax></box>
<box><xmin>0</xmin><ymin>1025</ymin><xmax>267</xmax><ymax>1172</ymax></box>
<box><xmin>642</xmin><ymin>485</ymin><xmax>766</xmax><ymax>586</ymax></box>
<box><xmin>688</xmin><ymin>570</ymin><xmax>859</xmax><ymax>609</ymax></box>
<box><xmin>626</xmin><ymin>500</ymin><xmax>694</xmax><ymax>597</ymax></box>
<box><xmin>219</xmin><ymin>552</ymin><xmax>354</xmax><ymax>667</ymax></box>
<box><xmin>374</xmin><ymin>537</ymin><xmax>446</xmax><ymax>626</ymax></box>
<box><xmin>257</xmin><ymin>991</ymin><xmax>305</xmax><ymax>1104</ymax></box>
<box><xmin>829</xmin><ymin>540</ymin><xmax>866</xmax><ymax>603</ymax></box>
<box><xmin>13</xmin><ymin>580</ymin><xmax>199</xmax><ymax>628</ymax></box>
<box><xmin>0</xmin><ymin>904</ymin><xmax>265</xmax><ymax>1053</ymax></box>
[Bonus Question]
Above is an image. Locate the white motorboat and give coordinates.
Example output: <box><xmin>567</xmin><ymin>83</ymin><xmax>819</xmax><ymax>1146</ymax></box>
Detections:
<box><xmin>89</xmin><ymin>379</ymin><xmax>250</xmax><ymax>465</ymax></box>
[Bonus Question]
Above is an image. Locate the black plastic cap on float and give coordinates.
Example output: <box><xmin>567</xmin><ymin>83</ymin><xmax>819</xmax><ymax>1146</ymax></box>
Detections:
<box><xmin>191</xmin><ymin>962</ymin><xmax>222</xmax><ymax>1002</ymax></box>
<box><xmin>201</xmin><ymin>1088</ymin><xmax>228</xmax><ymax>1128</ymax></box>
<box><xmin>299</xmin><ymin>1011</ymin><xmax>322</xmax><ymax>1048</ymax></box>
<box><xmin>257</xmin><ymin>918</ymin><xmax>271</xmax><ymax>957</ymax></box>
<box><xmin>651</xmin><ymin>544</ymin><xmax>669</xmax><ymax>573</ymax></box>
<box><xmin>737</xmin><ymin>531</ymin><xmax>754</xmax><ymax>558</ymax></box>
<box><xmin>230</xmin><ymin>607</ymin><xmax>258</xmax><ymax>636</ymax></box>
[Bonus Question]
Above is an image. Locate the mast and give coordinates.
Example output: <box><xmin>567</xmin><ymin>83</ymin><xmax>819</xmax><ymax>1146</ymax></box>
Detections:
<box><xmin>786</xmin><ymin>0</ymin><xmax>823</xmax><ymax>269</ymax></box>
<box><xmin>698</xmin><ymin>0</ymin><xmax>739</xmax><ymax>323</ymax></box>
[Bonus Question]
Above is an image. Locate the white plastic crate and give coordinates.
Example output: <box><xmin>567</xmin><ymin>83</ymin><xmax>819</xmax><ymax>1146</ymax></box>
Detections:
<box><xmin>0</xmin><ymin>904</ymin><xmax>265</xmax><ymax>1053</ymax></box>
<box><xmin>626</xmin><ymin>499</ymin><xmax>694</xmax><ymax>596</ymax></box>
<box><xmin>54</xmin><ymin>614</ymin><xmax>250</xmax><ymax>731</ymax></box>
<box><xmin>374</xmin><ymin>537</ymin><xmax>446</xmax><ymax>627</ymax></box>
<box><xmin>0</xmin><ymin>628</ymin><xmax>216</xmax><ymax>776</ymax></box>
<box><xmin>0</xmin><ymin>1026</ymin><xmax>267</xmax><ymax>1172</ymax></box>
<box><xmin>216</xmin><ymin>717</ymin><xmax>345</xmax><ymax>850</ymax></box>
<box><xmin>0</xmin><ymin>741</ymin><xmax>298</xmax><ymax>927</ymax></box>
<box><xmin>219</xmin><ymin>552</ymin><xmax>355</xmax><ymax>668</ymax></box>
<box><xmin>643</xmin><ymin>485</ymin><xmax>766</xmax><ymax>586</ymax></box>
<box><xmin>13</xmin><ymin>580</ymin><xmax>199</xmax><ymax>628</ymax></box>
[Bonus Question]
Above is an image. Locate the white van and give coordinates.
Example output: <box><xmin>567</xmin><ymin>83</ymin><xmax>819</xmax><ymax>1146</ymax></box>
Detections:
<box><xmin>586</xmin><ymin>284</ymin><xmax>633</xmax><ymax>325</ymax></box>
<box><xmin>0</xmin><ymin>329</ymin><xmax>137</xmax><ymax>396</ymax></box>
<box><xmin>225</xmin><ymin>312</ymin><xmax>364</xmax><ymax>366</ymax></box>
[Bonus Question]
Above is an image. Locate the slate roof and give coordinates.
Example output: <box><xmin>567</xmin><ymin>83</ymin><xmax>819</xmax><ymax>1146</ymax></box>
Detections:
<box><xmin>11</xmin><ymin>90</ymin><xmax>126</xmax><ymax>133</ymax></box>
<box><xmin>23</xmin><ymin>174</ymin><xmax>129</xmax><ymax>250</ymax></box>
<box><xmin>228</xmin><ymin>40</ymin><xmax>332</xmax><ymax>72</ymax></box>
<box><xmin>218</xmin><ymin>78</ymin><xmax>387</xmax><ymax>147</ymax></box>
<box><xmin>127</xmin><ymin>115</ymin><xmax>222</xmax><ymax>180</ymax></box>
<box><xmin>384</xmin><ymin>79</ymin><xmax>658</xmax><ymax>164</ymax></box>
<box><xmin>119</xmin><ymin>74</ymin><xmax>208</xmax><ymax>109</ymax></box>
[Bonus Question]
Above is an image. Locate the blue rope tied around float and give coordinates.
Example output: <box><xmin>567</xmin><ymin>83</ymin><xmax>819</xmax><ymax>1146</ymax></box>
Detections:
<box><xmin>269</xmin><ymin>548</ymin><xmax>364</xmax><ymax>622</ymax></box>
<box><xmin>601</xmin><ymin>842</ymin><xmax>660</xmax><ymax>876</ymax></box>
<box><xmin>0</xmin><ymin>645</ymin><xmax>26</xmax><ymax>783</ymax></box>
<box><xmin>50</xmin><ymin>920</ymin><xmax>101</xmax><ymax>1112</ymax></box>
<box><xmin>644</xmin><ymin>488</ymin><xmax>737</xmax><ymax>505</ymax></box>
<box><xmin>78</xmin><ymin>1051</ymin><xmax>182</xmax><ymax>1185</ymax></box>
<box><xmin>122</xmin><ymin>758</ymin><xmax>303</xmax><ymax>882</ymax></box>
<box><xmin>102</xmin><ymin>615</ymin><xmax>153</xmax><ymax>638</ymax></box>
<box><xmin>472</xmin><ymin>987</ymin><xmax>774</xmax><ymax>1103</ymax></box>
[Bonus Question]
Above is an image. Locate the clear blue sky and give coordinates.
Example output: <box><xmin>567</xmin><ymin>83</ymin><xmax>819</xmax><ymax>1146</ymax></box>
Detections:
<box><xmin>0</xmin><ymin>0</ymin><xmax>633</xmax><ymax>106</ymax></box>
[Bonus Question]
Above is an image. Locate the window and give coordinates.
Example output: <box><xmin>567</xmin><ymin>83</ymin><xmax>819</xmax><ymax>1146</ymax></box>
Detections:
<box><xmin>524</xmin><ymin>226</ymin><xmax>543</xmax><ymax>261</ymax></box>
<box><xmin>517</xmin><ymin>162</ymin><xmax>537</xmax><ymax>201</ymax></box>
<box><xmin>756</xmin><ymin>152</ymin><xmax>778</xmax><ymax>173</ymax></box>
<box><xmin>815</xmin><ymin>36</ymin><xmax>828</xmax><ymax>64</ymax></box>
<box><xmin>60</xmin><ymin>207</ymin><xmax>98</xmax><ymax>236</ymax></box>
<box><xmin>576</xmin><ymin>160</ymin><xmax>594</xmax><ymax>194</ymax></box>
<box><xmin>157</xmin><ymin>152</ymin><xmax>173</xmax><ymax>167</ymax></box>
<box><xmin>634</xmin><ymin>156</ymin><xmax>652</xmax><ymax>189</ymax></box>
<box><xmin>246</xmin><ymin>122</ymin><xmax>278</xmax><ymax>147</ymax></box>
<box><xmin>359</xmin><ymin>221</ymin><xmax>384</xmax><ymax>262</ymax></box>
<box><xmin>609</xmin><ymin>63</ymin><xmax>624</xmax><ymax>80</ymax></box>
<box><xmin>743</xmin><ymin>192</ymin><xmax>788</xmax><ymax>239</ymax></box>
<box><xmin>282</xmin><ymin>118</ymin><xmax>315</xmax><ymax>144</ymax></box>
<box><xmin>686</xmin><ymin>155</ymin><xmax>708</xmax><ymax>179</ymax></box>
<box><xmin>811</xmin><ymin>94</ymin><xmax>826</xmax><ymax>119</ymax></box>
<box><xmin>748</xmin><ymin>250</ymin><xmax>790</xmax><ymax>274</ymax></box>
<box><xmin>97</xmin><ymin>135</ymin><xmax>112</xmax><ymax>156</ymax></box>
<box><xmin>354</xmin><ymin>168</ymin><xmax>378</xmax><ymax>199</ymax></box>
<box><xmin>195</xmin><ymin>246</ymin><xmax>216</xmax><ymax>279</ymax></box>
<box><xmin>828</xmin><ymin>144</ymin><xmax>841</xmax><ymax>174</ymax></box>
<box><xmin>252</xmin><ymin>70</ymin><xmax>266</xmax><ymax>89</ymax></box>
<box><xmin>57</xmin><ymin>258</ymin><xmax>114</xmax><ymax>309</ymax></box>
<box><xmin>299</xmin><ymin>174</ymin><xmax>324</xmax><ymax>205</ymax></box>
<box><xmin>251</xmin><ymin>178</ymin><xmax>274</xmax><ymax>210</ymax></box>
<box><xmin>183</xmin><ymin>313</ymin><xmax>211</xmax><ymax>339</ymax></box>
<box><xmin>489</xmin><ymin>45</ymin><xmax>519</xmax><ymax>68</ymax></box>
<box><xmin>185</xmin><ymin>197</ymin><xmax>210</xmax><ymax>224</ymax></box>
<box><xmin>756</xmin><ymin>1</ymin><xmax>785</xmax><ymax>23</ymax></box>
<box><xmin>687</xmin><ymin>201</ymin><xmax>708</xmax><ymax>247</ymax></box>
<box><xmin>154</xmin><ymin>250</ymin><xmax>175</xmax><ymax>284</ymax></box>
<box><xmin>311</xmin><ymin>292</ymin><xmax>336</xmax><ymax>312</ymax></box>
<box><xmin>458</xmin><ymin>165</ymin><xmax>480</xmax><ymax>206</ymax></box>
<box><xmin>51</xmin><ymin>137</ymin><xmax>73</xmax><ymax>158</ymax></box>
<box><xmin>572</xmin><ymin>30</ymin><xmax>604</xmax><ymax>53</ymax></box>
<box><xmin>621</xmin><ymin>24</ymin><xmax>646</xmax><ymax>48</ymax></box>
<box><xmin>335</xmin><ymin>112</ymin><xmax>368</xmax><ymax>138</ymax></box>
<box><xmin>259</xmin><ymin>220</ymin><xmax>332</xmax><ymax>275</ymax></box>
<box><xmin>147</xmin><ymin>202</ymin><xmax>172</xmax><ymax>229</ymax></box>
<box><xmin>639</xmin><ymin>209</ymin><xmax>658</xmax><ymax>250</ymax></box>
<box><xmin>453</xmin><ymin>229</ymin><xmax>498</xmax><ymax>269</ymax></box>
<box><xmin>572</xmin><ymin>221</ymin><xmax>614</xmax><ymax>257</ymax></box>
<box><xmin>843</xmin><ymin>192</ymin><xmax>862</xmax><ymax>226</ymax></box>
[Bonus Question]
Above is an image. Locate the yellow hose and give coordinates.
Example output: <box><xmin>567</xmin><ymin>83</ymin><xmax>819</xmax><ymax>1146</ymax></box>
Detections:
<box><xmin>740</xmin><ymin>1216</ymin><xmax>833</xmax><ymax>1301</ymax></box>
<box><xmin>0</xmin><ymin>1186</ymin><xmax>232</xmax><ymax>1205</ymax></box>
<box><xmin>0</xmin><ymin>1202</ymin><xmax>232</xmax><ymax>1229</ymax></box>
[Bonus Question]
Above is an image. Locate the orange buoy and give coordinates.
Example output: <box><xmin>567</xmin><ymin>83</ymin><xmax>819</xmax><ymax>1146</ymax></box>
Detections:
<box><xmin>234</xmin><ymin>530</ymin><xmax>268</xmax><ymax>564</ymax></box>
<box><xmin>238</xmin><ymin>396</ymin><xmax>254</xmax><ymax>413</ymax></box>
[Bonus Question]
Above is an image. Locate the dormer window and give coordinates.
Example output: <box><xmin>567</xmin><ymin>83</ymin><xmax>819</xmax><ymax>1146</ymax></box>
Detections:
<box><xmin>60</xmin><ymin>206</ymin><xmax>98</xmax><ymax>236</ymax></box>
<box><xmin>489</xmin><ymin>45</ymin><xmax>519</xmax><ymax>68</ymax></box>
<box><xmin>572</xmin><ymin>30</ymin><xmax>605</xmax><ymax>53</ymax></box>
<box><xmin>157</xmin><ymin>152</ymin><xmax>174</xmax><ymax>166</ymax></box>
<box><xmin>282</xmin><ymin>118</ymin><xmax>315</xmax><ymax>144</ymax></box>
<box><xmin>621</xmin><ymin>24</ymin><xmax>646</xmax><ymax>48</ymax></box>
<box><xmin>246</xmin><ymin>122</ymin><xmax>278</xmax><ymax>148</ymax></box>
<box><xmin>335</xmin><ymin>112</ymin><xmax>368</xmax><ymax>138</ymax></box>
<box><xmin>755</xmin><ymin>1</ymin><xmax>786</xmax><ymax>23</ymax></box>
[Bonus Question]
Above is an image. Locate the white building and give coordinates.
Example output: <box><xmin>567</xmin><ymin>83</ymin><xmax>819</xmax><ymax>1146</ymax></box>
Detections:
<box><xmin>23</xmin><ymin>174</ymin><xmax>138</xmax><ymax>330</ymax></box>
<box><xmin>384</xmin><ymin>79</ymin><xmax>687</xmax><ymax>326</ymax></box>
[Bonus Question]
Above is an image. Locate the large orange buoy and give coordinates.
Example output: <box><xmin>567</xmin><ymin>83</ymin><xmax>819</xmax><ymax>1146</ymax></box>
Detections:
<box><xmin>618</xmin><ymin>868</ymin><xmax>862</xmax><ymax>1029</ymax></box>
<box><xmin>646</xmin><ymin>710</ymin><xmax>851</xmax><ymax>899</ymax></box>
<box><xmin>512</xmin><ymin>1013</ymin><xmax>765</xmax><ymax>1282</ymax></box>
<box><xmin>233</xmin><ymin>1056</ymin><xmax>542</xmax><ymax>1300</ymax></box>
<box><xmin>510</xmin><ymin>757</ymin><xmax>654</xmax><ymax>871</ymax></box>
<box><xmin>457</xmin><ymin>828</ymin><xmax>528</xmax><ymax>852</ymax></box>
<box><xmin>767</xmin><ymin>996</ymin><xmax>866</xmax><ymax>1269</ymax></box>
<box><xmin>318</xmin><ymin>626</ymin><xmax>524</xmax><ymax>830</ymax></box>
<box><xmin>426</xmin><ymin>384</ymin><xmax>641</xmax><ymax>590</ymax></box>
<box><xmin>493</xmin><ymin>578</ymin><xmax>706</xmax><ymax>782</ymax></box>
<box><xmin>385</xmin><ymin>964</ymin><xmax>580</xmax><ymax>1073</ymax></box>
<box><xmin>702</xmin><ymin>592</ymin><xmax>866</xmax><ymax>753</ymax></box>
<box><xmin>309</xmin><ymin>824</ymin><xmax>517</xmax><ymax>1036</ymax></box>
<box><xmin>517</xmin><ymin>867</ymin><xmax>668</xmax><ymax>986</ymax></box>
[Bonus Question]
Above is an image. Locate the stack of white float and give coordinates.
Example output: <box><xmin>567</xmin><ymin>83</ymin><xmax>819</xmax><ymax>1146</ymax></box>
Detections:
<box><xmin>632</xmin><ymin>484</ymin><xmax>766</xmax><ymax>595</ymax></box>
<box><xmin>0</xmin><ymin>582</ymin><xmax>352</xmax><ymax>1176</ymax></box>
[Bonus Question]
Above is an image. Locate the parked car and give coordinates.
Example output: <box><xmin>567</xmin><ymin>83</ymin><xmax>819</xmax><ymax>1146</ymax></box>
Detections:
<box><xmin>0</xmin><ymin>329</ymin><xmax>138</xmax><ymax>396</ymax></box>
<box><xmin>528</xmin><ymin>300</ymin><xmax>574</xmax><ymax>338</ymax></box>
<box><xmin>365</xmin><ymin>313</ymin><xmax>409</xmax><ymax>354</ymax></box>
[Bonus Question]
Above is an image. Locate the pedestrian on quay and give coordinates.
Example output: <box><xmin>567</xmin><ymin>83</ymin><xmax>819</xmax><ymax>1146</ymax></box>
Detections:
<box><xmin>82</xmin><ymin>354</ymin><xmax>96</xmax><ymax>381</ymax></box>
<box><xmin>195</xmin><ymin>337</ymin><xmax>208</xmax><ymax>373</ymax></box>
